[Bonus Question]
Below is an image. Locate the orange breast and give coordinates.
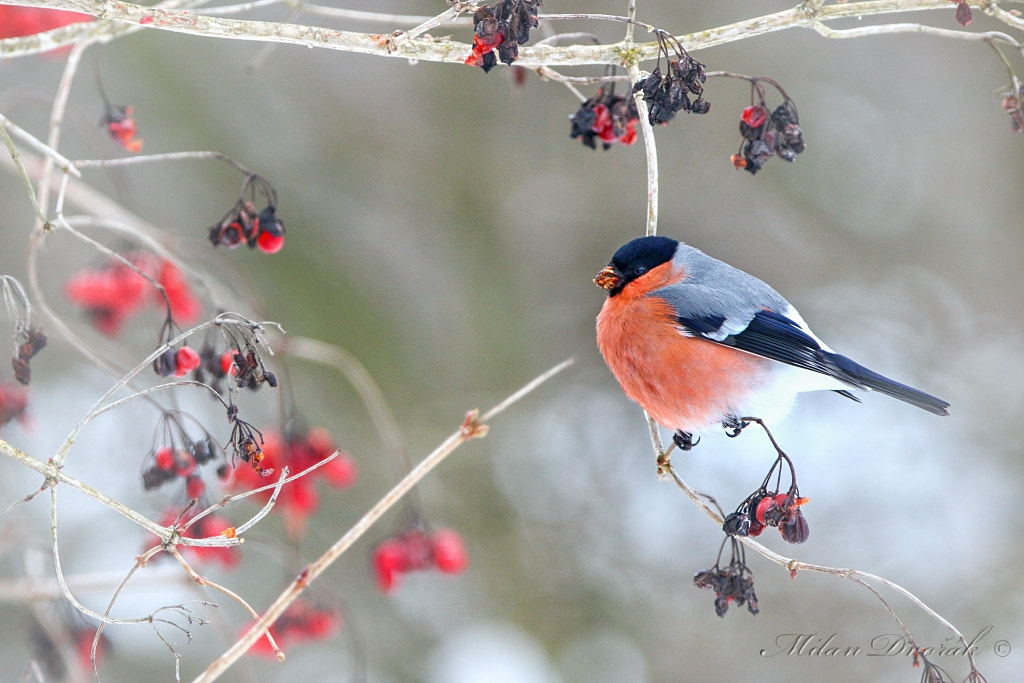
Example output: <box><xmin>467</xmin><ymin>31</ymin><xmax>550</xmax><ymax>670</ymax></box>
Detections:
<box><xmin>596</xmin><ymin>290</ymin><xmax>772</xmax><ymax>433</ymax></box>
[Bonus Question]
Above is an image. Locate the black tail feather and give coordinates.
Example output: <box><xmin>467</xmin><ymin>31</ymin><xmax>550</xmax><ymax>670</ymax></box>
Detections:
<box><xmin>826</xmin><ymin>352</ymin><xmax>950</xmax><ymax>416</ymax></box>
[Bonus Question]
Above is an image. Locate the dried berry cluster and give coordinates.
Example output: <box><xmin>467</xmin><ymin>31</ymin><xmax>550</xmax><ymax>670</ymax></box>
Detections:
<box><xmin>632</xmin><ymin>32</ymin><xmax>710</xmax><ymax>124</ymax></box>
<box><xmin>1002</xmin><ymin>83</ymin><xmax>1024</xmax><ymax>134</ymax></box>
<box><xmin>11</xmin><ymin>327</ymin><xmax>46</xmax><ymax>385</ymax></box>
<box><xmin>65</xmin><ymin>252</ymin><xmax>201</xmax><ymax>336</ymax></box>
<box><xmin>225</xmin><ymin>405</ymin><xmax>271</xmax><ymax>476</ymax></box>
<box><xmin>208</xmin><ymin>175</ymin><xmax>286</xmax><ymax>254</ymax></box>
<box><xmin>372</xmin><ymin>527</ymin><xmax>469</xmax><ymax>593</ymax></box>
<box><xmin>569</xmin><ymin>87</ymin><xmax>639</xmax><ymax>150</ymax></box>
<box><xmin>693</xmin><ymin>539</ymin><xmax>758</xmax><ymax>617</ymax></box>
<box><xmin>732</xmin><ymin>97</ymin><xmax>806</xmax><ymax>174</ymax></box>
<box><xmin>102</xmin><ymin>104</ymin><xmax>142</xmax><ymax>152</ymax></box>
<box><xmin>141</xmin><ymin>412</ymin><xmax>225</xmax><ymax>499</ymax></box>
<box><xmin>465</xmin><ymin>0</ymin><xmax>541</xmax><ymax>72</ymax></box>
<box><xmin>247</xmin><ymin>600</ymin><xmax>342</xmax><ymax>658</ymax></box>
<box><xmin>226</xmin><ymin>427</ymin><xmax>357</xmax><ymax>538</ymax></box>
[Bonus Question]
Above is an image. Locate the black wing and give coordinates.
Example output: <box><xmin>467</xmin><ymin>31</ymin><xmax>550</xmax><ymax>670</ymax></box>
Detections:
<box><xmin>679</xmin><ymin>309</ymin><xmax>949</xmax><ymax>416</ymax></box>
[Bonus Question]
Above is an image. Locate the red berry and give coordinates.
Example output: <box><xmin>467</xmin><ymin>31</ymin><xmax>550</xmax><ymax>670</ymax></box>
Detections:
<box><xmin>220</xmin><ymin>350</ymin><xmax>236</xmax><ymax>376</ymax></box>
<box><xmin>256</xmin><ymin>230</ymin><xmax>285</xmax><ymax>254</ymax></box>
<box><xmin>322</xmin><ymin>454</ymin><xmax>357</xmax><ymax>489</ymax></box>
<box><xmin>399</xmin><ymin>530</ymin><xmax>432</xmax><ymax>571</ymax></box>
<box><xmin>0</xmin><ymin>7</ymin><xmax>92</xmax><ymax>41</ymax></box>
<box><xmin>174</xmin><ymin>346</ymin><xmax>201</xmax><ymax>376</ymax></box>
<box><xmin>174</xmin><ymin>450</ymin><xmax>196</xmax><ymax>478</ymax></box>
<box><xmin>305</xmin><ymin>427</ymin><xmax>334</xmax><ymax>457</ymax></box>
<box><xmin>431</xmin><ymin>528</ymin><xmax>468</xmax><ymax>574</ymax></box>
<box><xmin>185</xmin><ymin>475</ymin><xmax>205</xmax><ymax>500</ymax></box>
<box><xmin>780</xmin><ymin>510</ymin><xmax>810</xmax><ymax>544</ymax></box>
<box><xmin>619</xmin><ymin>120</ymin><xmax>638</xmax><ymax>145</ymax></box>
<box><xmin>154</xmin><ymin>446</ymin><xmax>174</xmax><ymax>470</ymax></box>
<box><xmin>754</xmin><ymin>496</ymin><xmax>778</xmax><ymax>525</ymax></box>
<box><xmin>372</xmin><ymin>539</ymin><xmax>406</xmax><ymax>593</ymax></box>
<box><xmin>157</xmin><ymin>261</ymin><xmax>201</xmax><ymax>324</ymax></box>
<box><xmin>741</xmin><ymin>105</ymin><xmax>768</xmax><ymax>128</ymax></box>
<box><xmin>304</xmin><ymin>610</ymin><xmax>340</xmax><ymax>638</ymax></box>
<box><xmin>592</xmin><ymin>103</ymin><xmax>612</xmax><ymax>134</ymax></box>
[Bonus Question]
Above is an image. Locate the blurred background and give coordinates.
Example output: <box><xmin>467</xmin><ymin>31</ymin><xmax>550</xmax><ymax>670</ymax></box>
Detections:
<box><xmin>2</xmin><ymin>0</ymin><xmax>1023</xmax><ymax>681</ymax></box>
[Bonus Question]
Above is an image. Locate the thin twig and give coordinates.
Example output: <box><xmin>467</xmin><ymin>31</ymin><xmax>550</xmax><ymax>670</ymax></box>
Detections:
<box><xmin>193</xmin><ymin>357</ymin><xmax>574</xmax><ymax>682</ymax></box>
<box><xmin>660</xmin><ymin>460</ymin><xmax>979</xmax><ymax>671</ymax></box>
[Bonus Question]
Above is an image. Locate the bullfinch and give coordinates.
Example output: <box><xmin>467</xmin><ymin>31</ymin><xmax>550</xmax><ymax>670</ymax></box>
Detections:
<box><xmin>594</xmin><ymin>235</ymin><xmax>949</xmax><ymax>448</ymax></box>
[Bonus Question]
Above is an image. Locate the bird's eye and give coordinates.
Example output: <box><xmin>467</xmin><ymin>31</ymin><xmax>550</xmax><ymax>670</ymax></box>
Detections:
<box><xmin>635</xmin><ymin>265</ymin><xmax>648</xmax><ymax>276</ymax></box>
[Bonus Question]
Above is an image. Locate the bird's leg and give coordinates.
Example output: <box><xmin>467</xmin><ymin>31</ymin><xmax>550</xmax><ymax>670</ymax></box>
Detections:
<box><xmin>672</xmin><ymin>430</ymin><xmax>699</xmax><ymax>451</ymax></box>
<box><xmin>722</xmin><ymin>415</ymin><xmax>749</xmax><ymax>438</ymax></box>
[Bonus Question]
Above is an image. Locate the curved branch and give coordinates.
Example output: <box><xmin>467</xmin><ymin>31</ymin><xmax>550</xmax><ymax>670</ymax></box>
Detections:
<box><xmin>0</xmin><ymin>0</ymin><xmax>993</xmax><ymax>66</ymax></box>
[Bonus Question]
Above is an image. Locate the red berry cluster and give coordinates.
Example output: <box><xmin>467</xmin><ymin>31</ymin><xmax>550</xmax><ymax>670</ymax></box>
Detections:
<box><xmin>226</xmin><ymin>427</ymin><xmax>357</xmax><ymax>538</ymax></box>
<box><xmin>372</xmin><ymin>527</ymin><xmax>468</xmax><ymax>593</ymax></box>
<box><xmin>569</xmin><ymin>87</ymin><xmax>639</xmax><ymax>150</ymax></box>
<box><xmin>11</xmin><ymin>327</ymin><xmax>47</xmax><ymax>385</ymax></box>
<box><xmin>721</xmin><ymin>440</ymin><xmax>810</xmax><ymax>544</ymax></box>
<box><xmin>102</xmin><ymin>104</ymin><xmax>142</xmax><ymax>153</ymax></box>
<box><xmin>65</xmin><ymin>252</ymin><xmax>201</xmax><ymax>336</ymax></box>
<box><xmin>208</xmin><ymin>200</ymin><xmax>285</xmax><ymax>254</ymax></box>
<box><xmin>157</xmin><ymin>508</ymin><xmax>240</xmax><ymax>568</ymax></box>
<box><xmin>246</xmin><ymin>600</ymin><xmax>341</xmax><ymax>658</ymax></box>
<box><xmin>0</xmin><ymin>383</ymin><xmax>29</xmax><ymax>432</ymax></box>
<box><xmin>632</xmin><ymin>32</ymin><xmax>710</xmax><ymax>124</ymax></box>
<box><xmin>143</xmin><ymin>439</ymin><xmax>221</xmax><ymax>499</ymax></box>
<box><xmin>731</xmin><ymin>99</ymin><xmax>806</xmax><ymax>174</ymax></box>
<box><xmin>32</xmin><ymin>622</ymin><xmax>109</xmax><ymax>678</ymax></box>
<box><xmin>723</xmin><ymin>486</ymin><xmax>810</xmax><ymax>545</ymax></box>
<box><xmin>693</xmin><ymin>539</ymin><xmax>758</xmax><ymax>617</ymax></box>
<box><xmin>465</xmin><ymin>0</ymin><xmax>541</xmax><ymax>72</ymax></box>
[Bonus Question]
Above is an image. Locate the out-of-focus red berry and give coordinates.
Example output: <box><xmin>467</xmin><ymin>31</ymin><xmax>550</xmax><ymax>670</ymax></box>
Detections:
<box><xmin>256</xmin><ymin>230</ymin><xmax>285</xmax><ymax>254</ymax></box>
<box><xmin>219</xmin><ymin>349</ymin><xmax>236</xmax><ymax>376</ymax></box>
<box><xmin>154</xmin><ymin>446</ymin><xmax>174</xmax><ymax>470</ymax></box>
<box><xmin>432</xmin><ymin>528</ymin><xmax>469</xmax><ymax>574</ymax></box>
<box><xmin>185</xmin><ymin>475</ymin><xmax>205</xmax><ymax>500</ymax></box>
<box><xmin>322</xmin><ymin>454</ymin><xmax>357</xmax><ymax>489</ymax></box>
<box><xmin>372</xmin><ymin>538</ymin><xmax>406</xmax><ymax>593</ymax></box>
<box><xmin>0</xmin><ymin>383</ymin><xmax>30</xmax><ymax>431</ymax></box>
<box><xmin>174</xmin><ymin>346</ymin><xmax>201</xmax><ymax>376</ymax></box>
<box><xmin>0</xmin><ymin>7</ymin><xmax>92</xmax><ymax>40</ymax></box>
<box><xmin>173</xmin><ymin>450</ymin><xmax>196</xmax><ymax>478</ymax></box>
<box><xmin>157</xmin><ymin>260</ymin><xmax>201</xmax><ymax>324</ymax></box>
<box><xmin>243</xmin><ymin>601</ymin><xmax>340</xmax><ymax>658</ymax></box>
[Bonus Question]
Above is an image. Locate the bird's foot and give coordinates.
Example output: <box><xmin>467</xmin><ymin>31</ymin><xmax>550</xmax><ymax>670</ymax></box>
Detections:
<box><xmin>672</xmin><ymin>430</ymin><xmax>699</xmax><ymax>451</ymax></box>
